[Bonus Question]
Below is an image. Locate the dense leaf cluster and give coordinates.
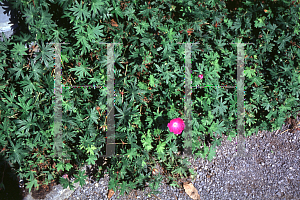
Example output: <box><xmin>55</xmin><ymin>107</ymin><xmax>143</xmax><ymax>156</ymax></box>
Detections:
<box><xmin>0</xmin><ymin>0</ymin><xmax>299</xmax><ymax>197</ymax></box>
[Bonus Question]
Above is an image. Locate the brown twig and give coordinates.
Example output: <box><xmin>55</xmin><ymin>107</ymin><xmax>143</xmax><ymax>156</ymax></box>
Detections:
<box><xmin>151</xmin><ymin>193</ymin><xmax>161</xmax><ymax>200</ymax></box>
<box><xmin>96</xmin><ymin>106</ymin><xmax>101</xmax><ymax>117</ymax></box>
<box><xmin>107</xmin><ymin>139</ymin><xmax>128</xmax><ymax>147</ymax></box>
<box><xmin>70</xmin><ymin>76</ymin><xmax>77</xmax><ymax>85</ymax></box>
<box><xmin>280</xmin><ymin>121</ymin><xmax>300</xmax><ymax>134</ymax></box>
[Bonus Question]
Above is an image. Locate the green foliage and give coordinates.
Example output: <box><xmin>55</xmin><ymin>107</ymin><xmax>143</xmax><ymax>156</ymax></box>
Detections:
<box><xmin>0</xmin><ymin>0</ymin><xmax>299</xmax><ymax>198</ymax></box>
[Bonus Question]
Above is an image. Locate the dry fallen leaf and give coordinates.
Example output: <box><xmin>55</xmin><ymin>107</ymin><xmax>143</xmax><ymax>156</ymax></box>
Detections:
<box><xmin>110</xmin><ymin>19</ymin><xmax>118</xmax><ymax>27</ymax></box>
<box><xmin>108</xmin><ymin>189</ymin><xmax>114</xmax><ymax>199</ymax></box>
<box><xmin>183</xmin><ymin>182</ymin><xmax>201</xmax><ymax>200</ymax></box>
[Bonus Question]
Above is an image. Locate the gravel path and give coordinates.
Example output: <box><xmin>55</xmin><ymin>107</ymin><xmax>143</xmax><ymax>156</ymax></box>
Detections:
<box><xmin>64</xmin><ymin>115</ymin><xmax>300</xmax><ymax>200</ymax></box>
<box><xmin>20</xmin><ymin>114</ymin><xmax>300</xmax><ymax>200</ymax></box>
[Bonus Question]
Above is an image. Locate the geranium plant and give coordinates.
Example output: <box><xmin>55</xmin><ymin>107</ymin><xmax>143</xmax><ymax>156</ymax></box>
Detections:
<box><xmin>0</xmin><ymin>0</ymin><xmax>299</xmax><ymax>199</ymax></box>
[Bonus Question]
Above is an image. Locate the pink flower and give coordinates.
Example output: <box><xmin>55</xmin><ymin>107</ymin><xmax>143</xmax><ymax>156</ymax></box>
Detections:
<box><xmin>62</xmin><ymin>174</ymin><xmax>68</xmax><ymax>179</ymax></box>
<box><xmin>198</xmin><ymin>74</ymin><xmax>203</xmax><ymax>79</ymax></box>
<box><xmin>168</xmin><ymin>118</ymin><xmax>185</xmax><ymax>135</ymax></box>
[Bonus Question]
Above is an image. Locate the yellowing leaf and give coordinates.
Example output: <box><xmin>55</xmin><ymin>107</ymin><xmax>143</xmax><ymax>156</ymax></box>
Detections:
<box><xmin>183</xmin><ymin>182</ymin><xmax>201</xmax><ymax>200</ymax></box>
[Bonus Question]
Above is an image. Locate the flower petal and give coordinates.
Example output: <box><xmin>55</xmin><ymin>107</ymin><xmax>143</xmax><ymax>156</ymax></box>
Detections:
<box><xmin>168</xmin><ymin>118</ymin><xmax>185</xmax><ymax>135</ymax></box>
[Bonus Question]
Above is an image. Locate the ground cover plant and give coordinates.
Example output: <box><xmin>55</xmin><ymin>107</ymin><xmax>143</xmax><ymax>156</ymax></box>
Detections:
<box><xmin>0</xmin><ymin>0</ymin><xmax>299</xmax><ymax>198</ymax></box>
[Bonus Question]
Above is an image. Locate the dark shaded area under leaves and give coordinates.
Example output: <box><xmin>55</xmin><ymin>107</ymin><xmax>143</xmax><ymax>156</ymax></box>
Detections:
<box><xmin>0</xmin><ymin>154</ymin><xmax>58</xmax><ymax>200</ymax></box>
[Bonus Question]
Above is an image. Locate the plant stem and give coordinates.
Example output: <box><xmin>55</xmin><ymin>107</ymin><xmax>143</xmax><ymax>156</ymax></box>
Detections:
<box><xmin>122</xmin><ymin>64</ymin><xmax>128</xmax><ymax>104</ymax></box>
